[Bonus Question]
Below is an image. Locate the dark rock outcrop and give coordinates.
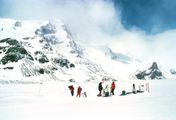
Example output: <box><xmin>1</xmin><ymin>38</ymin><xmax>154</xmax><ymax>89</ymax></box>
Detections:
<box><xmin>170</xmin><ymin>69</ymin><xmax>176</xmax><ymax>75</ymax></box>
<box><xmin>14</xmin><ymin>21</ymin><xmax>22</xmax><ymax>27</ymax></box>
<box><xmin>34</xmin><ymin>51</ymin><xmax>49</xmax><ymax>64</ymax></box>
<box><xmin>53</xmin><ymin>58</ymin><xmax>75</xmax><ymax>69</ymax></box>
<box><xmin>0</xmin><ymin>38</ymin><xmax>33</xmax><ymax>65</ymax></box>
<box><xmin>135</xmin><ymin>62</ymin><xmax>163</xmax><ymax>80</ymax></box>
<box><xmin>35</xmin><ymin>22</ymin><xmax>57</xmax><ymax>36</ymax></box>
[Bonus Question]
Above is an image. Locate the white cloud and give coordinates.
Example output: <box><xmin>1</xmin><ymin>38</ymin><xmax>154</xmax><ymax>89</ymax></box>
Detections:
<box><xmin>3</xmin><ymin>0</ymin><xmax>176</xmax><ymax>67</ymax></box>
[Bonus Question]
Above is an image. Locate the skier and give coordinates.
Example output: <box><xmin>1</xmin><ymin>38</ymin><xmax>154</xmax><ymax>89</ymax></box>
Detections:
<box><xmin>97</xmin><ymin>82</ymin><xmax>103</xmax><ymax>96</ymax></box>
<box><xmin>68</xmin><ymin>85</ymin><xmax>74</xmax><ymax>96</ymax></box>
<box><xmin>111</xmin><ymin>82</ymin><xmax>116</xmax><ymax>95</ymax></box>
<box><xmin>76</xmin><ymin>86</ymin><xmax>82</xmax><ymax>97</ymax></box>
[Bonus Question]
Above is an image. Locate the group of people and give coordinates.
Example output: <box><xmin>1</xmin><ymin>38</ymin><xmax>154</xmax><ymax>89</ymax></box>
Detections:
<box><xmin>68</xmin><ymin>85</ymin><xmax>87</xmax><ymax>97</ymax></box>
<box><xmin>68</xmin><ymin>81</ymin><xmax>148</xmax><ymax>97</ymax></box>
<box><xmin>120</xmin><ymin>83</ymin><xmax>146</xmax><ymax>96</ymax></box>
<box><xmin>68</xmin><ymin>81</ymin><xmax>116</xmax><ymax>98</ymax></box>
<box><xmin>97</xmin><ymin>81</ymin><xmax>116</xmax><ymax>97</ymax></box>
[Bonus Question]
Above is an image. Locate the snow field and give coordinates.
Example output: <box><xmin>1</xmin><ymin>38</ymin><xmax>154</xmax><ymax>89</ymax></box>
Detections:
<box><xmin>1</xmin><ymin>80</ymin><xmax>176</xmax><ymax>120</ymax></box>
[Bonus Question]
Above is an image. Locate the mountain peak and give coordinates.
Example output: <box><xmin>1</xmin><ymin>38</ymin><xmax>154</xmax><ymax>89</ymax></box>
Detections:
<box><xmin>0</xmin><ymin>19</ymin><xmax>107</xmax><ymax>82</ymax></box>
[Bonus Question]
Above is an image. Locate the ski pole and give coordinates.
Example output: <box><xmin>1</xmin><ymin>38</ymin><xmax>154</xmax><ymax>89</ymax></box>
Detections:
<box><xmin>38</xmin><ymin>80</ymin><xmax>43</xmax><ymax>97</ymax></box>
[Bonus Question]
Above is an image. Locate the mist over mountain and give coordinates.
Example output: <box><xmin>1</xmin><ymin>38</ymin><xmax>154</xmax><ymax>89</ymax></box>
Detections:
<box><xmin>0</xmin><ymin>19</ymin><xmax>176</xmax><ymax>83</ymax></box>
<box><xmin>0</xmin><ymin>19</ymin><xmax>108</xmax><ymax>82</ymax></box>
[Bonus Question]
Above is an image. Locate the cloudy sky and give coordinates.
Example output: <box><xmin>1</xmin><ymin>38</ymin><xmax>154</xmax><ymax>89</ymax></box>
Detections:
<box><xmin>0</xmin><ymin>0</ymin><xmax>176</xmax><ymax>67</ymax></box>
<box><xmin>1</xmin><ymin>0</ymin><xmax>176</xmax><ymax>33</ymax></box>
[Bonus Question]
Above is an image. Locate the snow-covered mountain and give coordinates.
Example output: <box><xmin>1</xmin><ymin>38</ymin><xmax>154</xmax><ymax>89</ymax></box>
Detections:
<box><xmin>104</xmin><ymin>47</ymin><xmax>132</xmax><ymax>64</ymax></box>
<box><xmin>0</xmin><ymin>19</ymin><xmax>175</xmax><ymax>83</ymax></box>
<box><xmin>0</xmin><ymin>19</ymin><xmax>108</xmax><ymax>83</ymax></box>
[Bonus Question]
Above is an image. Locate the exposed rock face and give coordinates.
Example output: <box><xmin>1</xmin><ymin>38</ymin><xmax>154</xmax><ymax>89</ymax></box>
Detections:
<box><xmin>34</xmin><ymin>51</ymin><xmax>49</xmax><ymax>64</ymax></box>
<box><xmin>35</xmin><ymin>22</ymin><xmax>57</xmax><ymax>36</ymax></box>
<box><xmin>170</xmin><ymin>69</ymin><xmax>176</xmax><ymax>75</ymax></box>
<box><xmin>53</xmin><ymin>58</ymin><xmax>75</xmax><ymax>69</ymax></box>
<box><xmin>0</xmin><ymin>38</ymin><xmax>33</xmax><ymax>65</ymax></box>
<box><xmin>135</xmin><ymin>62</ymin><xmax>163</xmax><ymax>80</ymax></box>
<box><xmin>0</xmin><ymin>20</ymin><xmax>109</xmax><ymax>82</ymax></box>
<box><xmin>14</xmin><ymin>21</ymin><xmax>22</xmax><ymax>27</ymax></box>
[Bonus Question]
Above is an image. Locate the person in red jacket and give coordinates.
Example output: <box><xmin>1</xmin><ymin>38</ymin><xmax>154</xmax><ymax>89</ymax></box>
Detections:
<box><xmin>111</xmin><ymin>82</ymin><xmax>116</xmax><ymax>95</ymax></box>
<box><xmin>76</xmin><ymin>86</ymin><xmax>82</xmax><ymax>97</ymax></box>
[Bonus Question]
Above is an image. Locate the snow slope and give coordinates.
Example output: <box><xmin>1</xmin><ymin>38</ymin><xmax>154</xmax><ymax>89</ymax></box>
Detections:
<box><xmin>0</xmin><ymin>19</ymin><xmax>107</xmax><ymax>83</ymax></box>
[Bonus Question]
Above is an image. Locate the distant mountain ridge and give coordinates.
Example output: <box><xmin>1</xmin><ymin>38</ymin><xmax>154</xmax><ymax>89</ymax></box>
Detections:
<box><xmin>105</xmin><ymin>47</ymin><xmax>132</xmax><ymax>64</ymax></box>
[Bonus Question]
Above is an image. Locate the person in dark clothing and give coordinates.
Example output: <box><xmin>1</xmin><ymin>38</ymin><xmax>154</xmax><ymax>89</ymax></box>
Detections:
<box><xmin>97</xmin><ymin>82</ymin><xmax>103</xmax><ymax>96</ymax></box>
<box><xmin>132</xmin><ymin>84</ymin><xmax>136</xmax><ymax>94</ymax></box>
<box><xmin>68</xmin><ymin>85</ymin><xmax>74</xmax><ymax>96</ymax></box>
<box><xmin>111</xmin><ymin>82</ymin><xmax>116</xmax><ymax>95</ymax></box>
<box><xmin>82</xmin><ymin>91</ymin><xmax>87</xmax><ymax>98</ymax></box>
<box><xmin>76</xmin><ymin>86</ymin><xmax>82</xmax><ymax>97</ymax></box>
